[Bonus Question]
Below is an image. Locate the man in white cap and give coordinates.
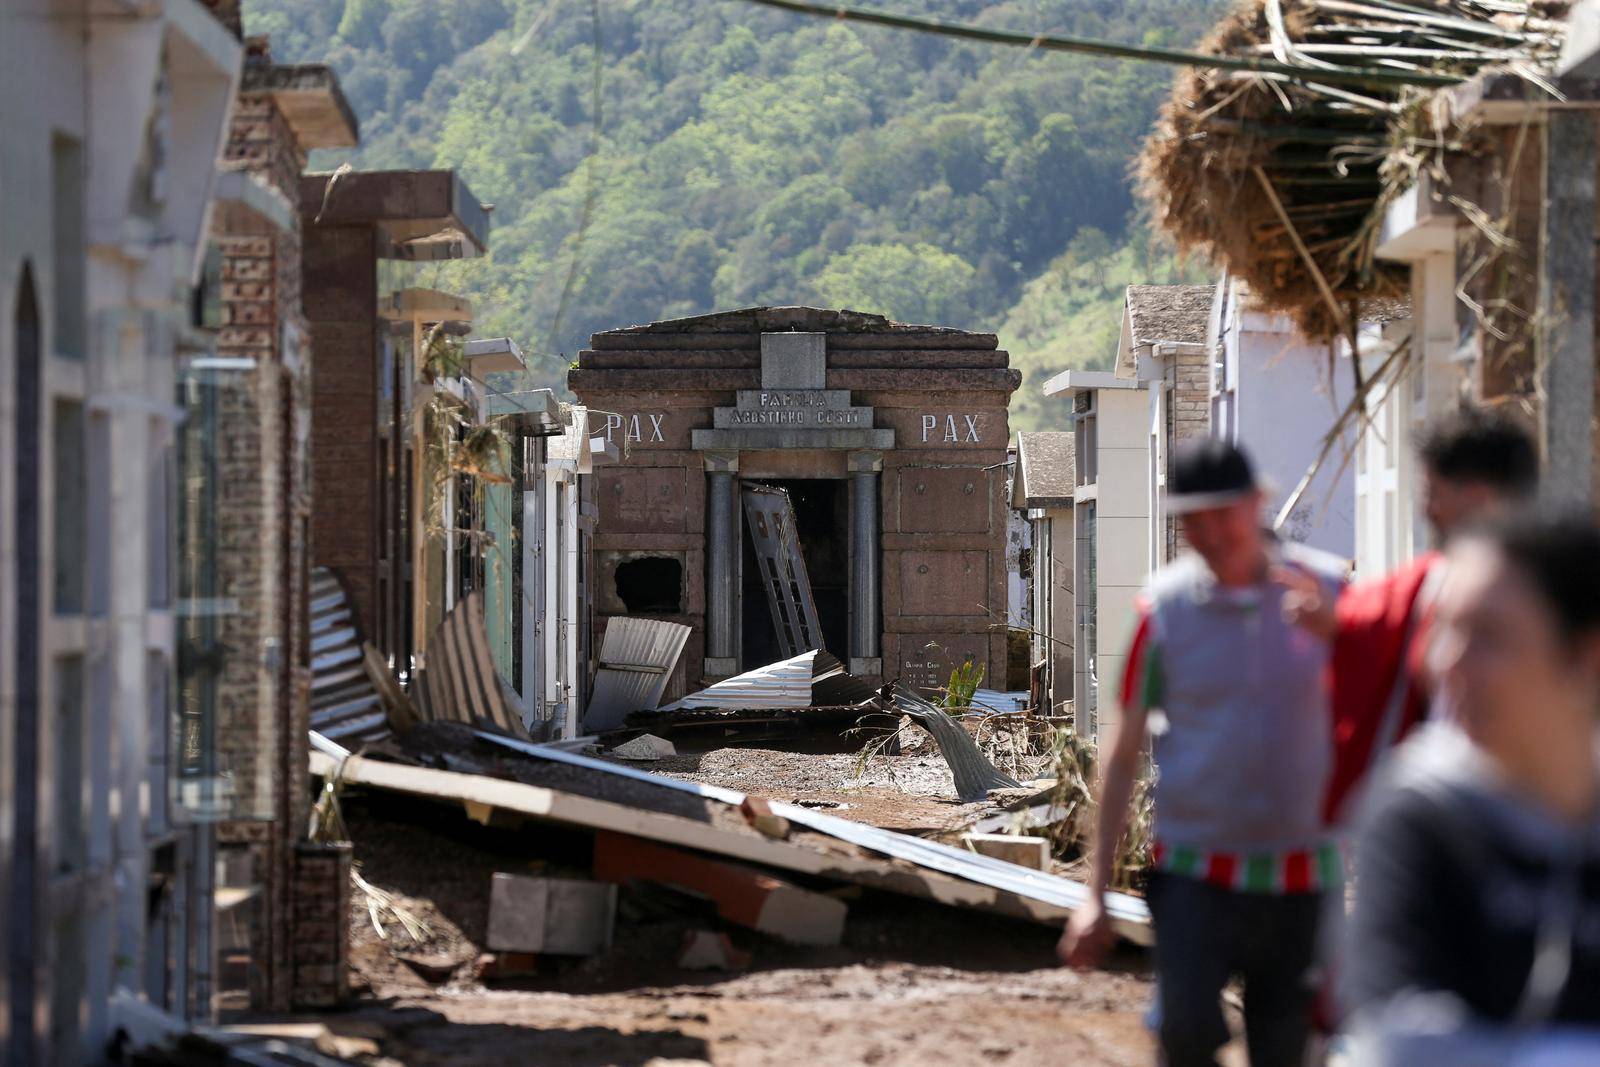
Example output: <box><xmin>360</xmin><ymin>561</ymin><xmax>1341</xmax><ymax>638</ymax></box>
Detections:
<box><xmin>1059</xmin><ymin>438</ymin><xmax>1346</xmax><ymax>1067</ymax></box>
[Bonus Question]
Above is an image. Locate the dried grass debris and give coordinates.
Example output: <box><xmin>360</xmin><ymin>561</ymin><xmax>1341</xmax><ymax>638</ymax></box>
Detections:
<box><xmin>1140</xmin><ymin>0</ymin><xmax>1571</xmax><ymax>340</ymax></box>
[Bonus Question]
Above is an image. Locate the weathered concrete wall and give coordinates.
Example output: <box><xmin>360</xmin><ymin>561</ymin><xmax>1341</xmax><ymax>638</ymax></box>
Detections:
<box><xmin>1168</xmin><ymin>344</ymin><xmax>1211</xmax><ymax>560</ymax></box>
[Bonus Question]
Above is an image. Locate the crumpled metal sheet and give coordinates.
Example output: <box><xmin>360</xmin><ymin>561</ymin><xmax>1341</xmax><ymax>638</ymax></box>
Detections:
<box><xmin>655</xmin><ymin>649</ymin><xmax>878</xmax><ymax>713</ymax></box>
<box><xmin>657</xmin><ymin>649</ymin><xmax>817</xmax><ymax>711</ymax></box>
<box><xmin>890</xmin><ymin>690</ymin><xmax>1022</xmax><ymax>802</ymax></box>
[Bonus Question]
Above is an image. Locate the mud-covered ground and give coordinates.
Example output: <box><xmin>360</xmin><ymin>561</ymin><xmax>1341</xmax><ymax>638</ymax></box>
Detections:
<box><xmin>280</xmin><ymin>730</ymin><xmax>1179</xmax><ymax>1066</ymax></box>
<box><xmin>321</xmin><ymin>961</ymin><xmax>1159</xmax><ymax>1066</ymax></box>
<box><xmin>633</xmin><ymin>742</ymin><xmax>1047</xmax><ymax>836</ymax></box>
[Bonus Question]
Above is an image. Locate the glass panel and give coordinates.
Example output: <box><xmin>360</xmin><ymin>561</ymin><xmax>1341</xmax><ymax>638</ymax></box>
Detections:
<box><xmin>52</xmin><ymin>398</ymin><xmax>86</xmax><ymax>614</ymax></box>
<box><xmin>193</xmin><ymin>243</ymin><xmax>223</xmax><ymax>330</ymax></box>
<box><xmin>174</xmin><ymin>361</ymin><xmax>264</xmax><ymax>820</ymax></box>
<box><xmin>147</xmin><ymin>654</ymin><xmax>170</xmax><ymax>835</ymax></box>
<box><xmin>176</xmin><ymin>368</ymin><xmax>223</xmax><ymax>818</ymax></box>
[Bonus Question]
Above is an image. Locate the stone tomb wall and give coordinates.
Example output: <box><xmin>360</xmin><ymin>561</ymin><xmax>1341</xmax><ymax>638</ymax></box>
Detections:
<box><xmin>569</xmin><ymin>308</ymin><xmax>1020</xmax><ymax>700</ymax></box>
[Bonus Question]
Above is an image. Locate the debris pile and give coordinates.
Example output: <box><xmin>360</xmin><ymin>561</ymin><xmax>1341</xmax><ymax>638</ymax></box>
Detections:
<box><xmin>307</xmin><ymin>695</ymin><xmax>1149</xmax><ymax>1007</ymax></box>
<box><xmin>1140</xmin><ymin>0</ymin><xmax>1571</xmax><ymax>338</ymax></box>
<box><xmin>305</xmin><ymin>568</ymin><xmax>1143</xmax><ymax>1030</ymax></box>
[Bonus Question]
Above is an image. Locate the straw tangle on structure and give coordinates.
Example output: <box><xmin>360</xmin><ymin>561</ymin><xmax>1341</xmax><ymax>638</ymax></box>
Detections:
<box><xmin>1140</xmin><ymin>0</ymin><xmax>1571</xmax><ymax>341</ymax></box>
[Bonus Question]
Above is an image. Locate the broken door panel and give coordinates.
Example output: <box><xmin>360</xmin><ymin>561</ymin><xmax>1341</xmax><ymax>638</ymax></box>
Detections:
<box><xmin>741</xmin><ymin>484</ymin><xmax>824</xmax><ymax>658</ymax></box>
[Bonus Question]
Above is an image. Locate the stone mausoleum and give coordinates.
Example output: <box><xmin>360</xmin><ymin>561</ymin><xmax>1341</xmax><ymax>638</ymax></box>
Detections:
<box><xmin>569</xmin><ymin>307</ymin><xmax>1021</xmax><ymax>703</ymax></box>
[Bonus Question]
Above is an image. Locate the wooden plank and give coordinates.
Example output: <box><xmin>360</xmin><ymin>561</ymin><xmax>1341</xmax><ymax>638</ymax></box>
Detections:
<box><xmin>460</xmin><ymin>594</ymin><xmax>508</xmax><ymax>730</ymax></box>
<box><xmin>308</xmin><ymin>750</ymin><xmax>1147</xmax><ymax>940</ymax></box>
<box><xmin>362</xmin><ymin>642</ymin><xmax>419</xmax><ymax>734</ymax></box>
<box><xmin>440</xmin><ymin>599</ymin><xmax>475</xmax><ymax>722</ymax></box>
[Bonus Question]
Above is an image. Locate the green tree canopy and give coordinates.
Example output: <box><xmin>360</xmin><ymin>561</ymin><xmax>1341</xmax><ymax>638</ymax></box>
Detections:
<box><xmin>245</xmin><ymin>0</ymin><xmax>1224</xmax><ymax>431</ymax></box>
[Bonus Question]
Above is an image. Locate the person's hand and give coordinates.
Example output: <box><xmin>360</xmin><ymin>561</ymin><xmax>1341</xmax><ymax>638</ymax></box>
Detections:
<box><xmin>1058</xmin><ymin>893</ymin><xmax>1113</xmax><ymax>970</ymax></box>
<box><xmin>1274</xmin><ymin>563</ymin><xmax>1336</xmax><ymax>641</ymax></box>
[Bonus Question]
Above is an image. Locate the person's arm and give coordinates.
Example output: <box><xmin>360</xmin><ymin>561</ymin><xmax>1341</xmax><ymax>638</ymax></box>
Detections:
<box><xmin>1275</xmin><ymin>562</ymin><xmax>1338</xmax><ymax>640</ymax></box>
<box><xmin>1057</xmin><ymin>611</ymin><xmax>1155</xmax><ymax>969</ymax></box>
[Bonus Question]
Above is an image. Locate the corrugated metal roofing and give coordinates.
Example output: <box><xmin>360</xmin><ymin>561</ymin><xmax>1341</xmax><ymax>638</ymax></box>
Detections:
<box><xmin>584</xmin><ymin>617</ymin><xmax>693</xmax><ymax>731</ymax></box>
<box><xmin>307</xmin><ymin>568</ymin><xmax>391</xmax><ymax>746</ymax></box>
<box><xmin>656</xmin><ymin>650</ymin><xmax>819</xmax><ymax>712</ymax></box>
<box><xmin>809</xmin><ymin>650</ymin><xmax>880</xmax><ymax>707</ymax></box>
<box><xmin>654</xmin><ymin>649</ymin><xmax>879</xmax><ymax>713</ymax></box>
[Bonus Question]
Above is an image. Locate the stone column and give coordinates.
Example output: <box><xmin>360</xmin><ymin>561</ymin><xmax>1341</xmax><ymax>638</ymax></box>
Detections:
<box><xmin>1539</xmin><ymin>109</ymin><xmax>1597</xmax><ymax>505</ymax></box>
<box><xmin>848</xmin><ymin>450</ymin><xmax>883</xmax><ymax>677</ymax></box>
<box><xmin>704</xmin><ymin>450</ymin><xmax>740</xmax><ymax>677</ymax></box>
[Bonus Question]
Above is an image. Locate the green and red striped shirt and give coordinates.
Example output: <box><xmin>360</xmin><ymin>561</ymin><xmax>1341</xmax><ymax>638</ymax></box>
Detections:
<box><xmin>1124</xmin><ymin>599</ymin><xmax>1344</xmax><ymax>895</ymax></box>
<box><xmin>1150</xmin><ymin>839</ymin><xmax>1345</xmax><ymax>893</ymax></box>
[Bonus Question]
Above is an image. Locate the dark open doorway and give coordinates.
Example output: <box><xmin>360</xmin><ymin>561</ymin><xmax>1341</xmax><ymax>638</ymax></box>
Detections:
<box><xmin>740</xmin><ymin>479</ymin><xmax>848</xmax><ymax>669</ymax></box>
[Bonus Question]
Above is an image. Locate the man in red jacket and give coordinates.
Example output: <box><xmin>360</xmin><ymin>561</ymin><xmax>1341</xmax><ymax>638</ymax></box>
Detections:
<box><xmin>1281</xmin><ymin>407</ymin><xmax>1537</xmax><ymax>823</ymax></box>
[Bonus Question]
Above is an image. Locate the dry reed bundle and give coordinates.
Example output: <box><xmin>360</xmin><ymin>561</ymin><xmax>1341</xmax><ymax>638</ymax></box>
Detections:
<box><xmin>1140</xmin><ymin>0</ymin><xmax>1570</xmax><ymax>340</ymax></box>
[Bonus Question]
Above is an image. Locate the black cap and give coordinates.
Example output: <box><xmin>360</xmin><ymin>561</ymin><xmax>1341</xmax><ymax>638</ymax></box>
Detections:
<box><xmin>1167</xmin><ymin>438</ymin><xmax>1260</xmax><ymax>514</ymax></box>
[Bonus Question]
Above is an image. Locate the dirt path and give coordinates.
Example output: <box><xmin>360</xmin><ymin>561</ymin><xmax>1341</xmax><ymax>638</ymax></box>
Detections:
<box><xmin>324</xmin><ymin>962</ymin><xmax>1156</xmax><ymax>1066</ymax></box>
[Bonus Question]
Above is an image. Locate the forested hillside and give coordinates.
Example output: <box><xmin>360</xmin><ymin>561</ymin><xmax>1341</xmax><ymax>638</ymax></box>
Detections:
<box><xmin>244</xmin><ymin>0</ymin><xmax>1219</xmax><ymax>432</ymax></box>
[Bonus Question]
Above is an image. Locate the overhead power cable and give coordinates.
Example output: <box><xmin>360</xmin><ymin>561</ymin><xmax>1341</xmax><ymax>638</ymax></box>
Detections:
<box><xmin>730</xmin><ymin>0</ymin><xmax>1463</xmax><ymax>89</ymax></box>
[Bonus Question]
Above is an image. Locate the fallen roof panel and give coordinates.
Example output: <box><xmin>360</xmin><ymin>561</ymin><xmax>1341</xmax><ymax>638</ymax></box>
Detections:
<box><xmin>472</xmin><ymin>730</ymin><xmax>1149</xmax><ymax>941</ymax></box>
<box><xmin>656</xmin><ymin>649</ymin><xmax>879</xmax><ymax>713</ymax></box>
<box><xmin>656</xmin><ymin>650</ymin><xmax>819</xmax><ymax>712</ymax></box>
<box><xmin>308</xmin><ymin>736</ymin><xmax>1142</xmax><ymax>938</ymax></box>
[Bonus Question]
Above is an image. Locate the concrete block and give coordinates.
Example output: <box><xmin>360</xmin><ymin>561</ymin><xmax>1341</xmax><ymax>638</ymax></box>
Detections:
<box><xmin>760</xmin><ymin>332</ymin><xmax>826</xmax><ymax>389</ymax></box>
<box><xmin>678</xmin><ymin>930</ymin><xmax>751</xmax><ymax>971</ymax></box>
<box><xmin>593</xmin><ymin>832</ymin><xmax>846</xmax><ymax>946</ymax></box>
<box><xmin>487</xmin><ymin>874</ymin><xmax>617</xmax><ymax>956</ymax></box>
<box><xmin>963</xmin><ymin>833</ymin><xmax>1051</xmax><ymax>871</ymax></box>
<box><xmin>704</xmin><ymin>656</ymin><xmax>739</xmax><ymax>678</ymax></box>
<box><xmin>612</xmin><ymin>733</ymin><xmax>676</xmax><ymax>761</ymax></box>
<box><xmin>849</xmin><ymin>657</ymin><xmax>883</xmax><ymax>678</ymax></box>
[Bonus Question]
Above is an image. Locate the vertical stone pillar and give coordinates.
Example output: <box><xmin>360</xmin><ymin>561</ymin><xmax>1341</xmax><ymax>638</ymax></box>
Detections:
<box><xmin>289</xmin><ymin>840</ymin><xmax>351</xmax><ymax>1010</ymax></box>
<box><xmin>848</xmin><ymin>450</ymin><xmax>883</xmax><ymax>677</ymax></box>
<box><xmin>704</xmin><ymin>450</ymin><xmax>740</xmax><ymax>678</ymax></box>
<box><xmin>1539</xmin><ymin>110</ymin><xmax>1597</xmax><ymax>505</ymax></box>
